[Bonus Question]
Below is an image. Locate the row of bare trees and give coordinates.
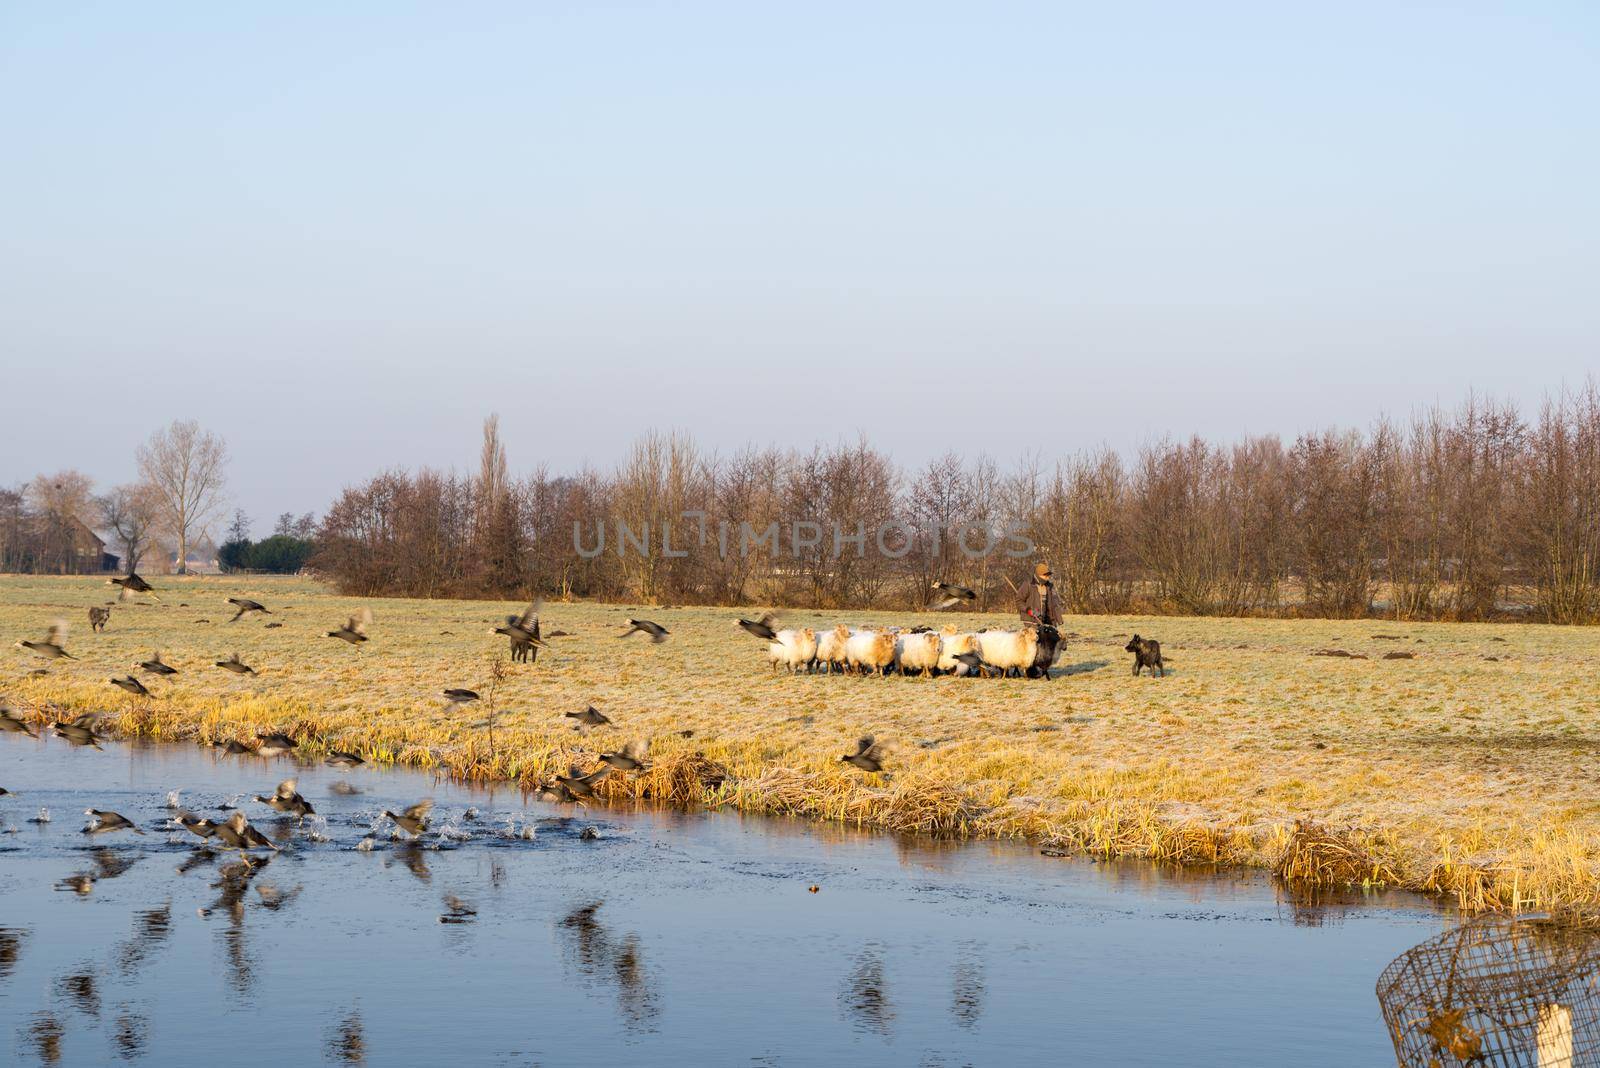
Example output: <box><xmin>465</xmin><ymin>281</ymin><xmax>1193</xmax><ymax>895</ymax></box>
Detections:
<box><xmin>1</xmin><ymin>420</ymin><xmax>229</xmax><ymax>576</ymax></box>
<box><xmin>317</xmin><ymin>387</ymin><xmax>1600</xmax><ymax>623</ymax></box>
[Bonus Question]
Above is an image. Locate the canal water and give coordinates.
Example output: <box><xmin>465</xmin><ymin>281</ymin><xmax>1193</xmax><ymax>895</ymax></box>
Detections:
<box><xmin>0</xmin><ymin>732</ymin><xmax>1447</xmax><ymax>1065</ymax></box>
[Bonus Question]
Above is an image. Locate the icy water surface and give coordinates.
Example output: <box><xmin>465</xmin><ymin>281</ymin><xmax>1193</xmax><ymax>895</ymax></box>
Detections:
<box><xmin>0</xmin><ymin>732</ymin><xmax>1448</xmax><ymax>1065</ymax></box>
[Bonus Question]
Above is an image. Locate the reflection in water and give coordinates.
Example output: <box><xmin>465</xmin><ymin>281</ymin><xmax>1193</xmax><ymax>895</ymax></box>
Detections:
<box><xmin>112</xmin><ymin>1012</ymin><xmax>147</xmax><ymax>1060</ymax></box>
<box><xmin>840</xmin><ymin>946</ymin><xmax>894</xmax><ymax>1037</ymax></box>
<box><xmin>53</xmin><ymin>847</ymin><xmax>144</xmax><ymax>899</ymax></box>
<box><xmin>387</xmin><ymin>843</ymin><xmax>431</xmax><ymax>883</ymax></box>
<box><xmin>202</xmin><ymin>857</ymin><xmax>277</xmax><ymax>996</ymax></box>
<box><xmin>175</xmin><ymin>847</ymin><xmax>217</xmax><ymax>875</ymax></box>
<box><xmin>612</xmin><ymin>934</ymin><xmax>654</xmax><ymax>1025</ymax></box>
<box><xmin>325</xmin><ymin>1009</ymin><xmax>365</xmax><ymax>1064</ymax></box>
<box><xmin>23</xmin><ymin>1011</ymin><xmax>63</xmax><ymax>1064</ymax></box>
<box><xmin>951</xmin><ymin>942</ymin><xmax>985</xmax><ymax>1030</ymax></box>
<box><xmin>892</xmin><ymin>834</ymin><xmax>970</xmax><ymax>875</ymax></box>
<box><xmin>90</xmin><ymin>847</ymin><xmax>141</xmax><ymax>882</ymax></box>
<box><xmin>255</xmin><ymin>883</ymin><xmax>302</xmax><ymax>911</ymax></box>
<box><xmin>560</xmin><ymin>902</ymin><xmax>607</xmax><ymax>977</ymax></box>
<box><xmin>0</xmin><ymin>927</ymin><xmax>25</xmax><ymax>980</ymax></box>
<box><xmin>1378</xmin><ymin>916</ymin><xmax>1600</xmax><ymax>1067</ymax></box>
<box><xmin>1277</xmin><ymin>883</ymin><xmax>1407</xmax><ymax>928</ymax></box>
<box><xmin>55</xmin><ymin>969</ymin><xmax>100</xmax><ymax>1018</ymax></box>
<box><xmin>556</xmin><ymin>902</ymin><xmax>658</xmax><ymax>1029</ymax></box>
<box><xmin>116</xmin><ymin>904</ymin><xmax>173</xmax><ymax>976</ymax></box>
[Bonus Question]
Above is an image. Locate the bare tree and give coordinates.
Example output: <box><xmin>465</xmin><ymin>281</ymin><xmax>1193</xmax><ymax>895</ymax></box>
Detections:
<box><xmin>27</xmin><ymin>470</ymin><xmax>96</xmax><ymax>574</ymax></box>
<box><xmin>309</xmin><ymin>391</ymin><xmax>1600</xmax><ymax>624</ymax></box>
<box><xmin>98</xmin><ymin>483</ymin><xmax>159</xmax><ymax>573</ymax></box>
<box><xmin>136</xmin><ymin>420</ymin><xmax>229</xmax><ymax>574</ymax></box>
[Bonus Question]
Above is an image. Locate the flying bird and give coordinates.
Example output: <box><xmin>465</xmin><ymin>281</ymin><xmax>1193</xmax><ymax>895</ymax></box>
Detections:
<box><xmin>565</xmin><ymin>705</ymin><xmax>612</xmax><ymax>728</ymax></box>
<box><xmin>1</xmin><ymin>705</ymin><xmax>38</xmax><ymax>738</ymax></box>
<box><xmin>226</xmin><ymin>598</ymin><xmax>271</xmax><ymax>623</ymax></box>
<box><xmin>175</xmin><ymin>813</ymin><xmax>219</xmax><ymax>840</ymax></box>
<box><xmin>137</xmin><ymin>651</ymin><xmax>178</xmax><ymax>676</ymax></box>
<box><xmin>536</xmin><ymin>780</ymin><xmax>578</xmax><ymax>804</ymax></box>
<box><xmin>53</xmin><ymin>715</ymin><xmax>105</xmax><ymax>750</ymax></box>
<box><xmin>948</xmin><ymin>650</ymin><xmax>987</xmax><ymax>675</ymax></box>
<box><xmin>443</xmin><ymin>689</ymin><xmax>480</xmax><ymax>708</ymax></box>
<box><xmin>554</xmin><ymin>765</ymin><xmax>611</xmax><ymax>800</ymax></box>
<box><xmin>108</xmin><ymin>573</ymin><xmax>160</xmax><ymax>601</ymax></box>
<box><xmin>325</xmin><ymin>751</ymin><xmax>365</xmax><ymax>768</ymax></box>
<box><xmin>84</xmin><ymin>809</ymin><xmax>144</xmax><ymax>835</ymax></box>
<box><xmin>16</xmin><ymin>621</ymin><xmax>74</xmax><ymax>660</ymax></box>
<box><xmin>493</xmin><ymin>601</ymin><xmax>545</xmax><ymax>646</ymax></box>
<box><xmin>327</xmin><ymin>607</ymin><xmax>372</xmax><ymax>646</ymax></box>
<box><xmin>213</xmin><ymin>811</ymin><xmax>276</xmax><ymax>853</ymax></box>
<box><xmin>256</xmin><ymin>733</ymin><xmax>297</xmax><ymax>757</ymax></box>
<box><xmin>736</xmin><ymin>613</ymin><xmax>778</xmax><ymax>641</ymax></box>
<box><xmin>382</xmin><ymin>799</ymin><xmax>433</xmax><ymax>837</ymax></box>
<box><xmin>110</xmin><ymin>675</ymin><xmax>151</xmax><ymax>697</ymax></box>
<box><xmin>215</xmin><ymin>653</ymin><xmax>257</xmax><ymax>675</ymax></box>
<box><xmin>930</xmin><ymin>582</ymin><xmax>978</xmax><ymax>610</ymax></box>
<box><xmin>598</xmin><ymin>739</ymin><xmax>652</xmax><ymax>774</ymax></box>
<box><xmin>840</xmin><ymin>736</ymin><xmax>885</xmax><ymax>773</ymax></box>
<box><xmin>619</xmin><ymin>618</ymin><xmax>668</xmax><ymax>643</ymax></box>
<box><xmin>254</xmin><ymin>778</ymin><xmax>314</xmax><ymax>819</ymax></box>
<box><xmin>211</xmin><ymin>739</ymin><xmax>251</xmax><ymax>755</ymax></box>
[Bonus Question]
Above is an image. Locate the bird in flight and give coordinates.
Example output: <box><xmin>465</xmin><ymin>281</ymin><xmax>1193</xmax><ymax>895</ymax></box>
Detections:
<box><xmin>16</xmin><ymin>621</ymin><xmax>74</xmax><ymax>660</ymax></box>
<box><xmin>930</xmin><ymin>582</ymin><xmax>978</xmax><ymax>610</ymax></box>
<box><xmin>736</xmin><ymin>613</ymin><xmax>778</xmax><ymax>640</ymax></box>
<box><xmin>110</xmin><ymin>675</ymin><xmax>152</xmax><ymax>697</ymax></box>
<box><xmin>620</xmin><ymin>618</ymin><xmax>669</xmax><ymax>643</ymax></box>
<box><xmin>327</xmin><ymin>607</ymin><xmax>373</xmax><ymax>645</ymax></box>
<box><xmin>840</xmin><ymin>736</ymin><xmax>885</xmax><ymax>773</ymax></box>
<box><xmin>137</xmin><ymin>651</ymin><xmax>179</xmax><ymax>676</ymax></box>
<box><xmin>108</xmin><ymin>573</ymin><xmax>160</xmax><ymax>601</ymax></box>
<box><xmin>226</xmin><ymin>598</ymin><xmax>271</xmax><ymax>623</ymax></box>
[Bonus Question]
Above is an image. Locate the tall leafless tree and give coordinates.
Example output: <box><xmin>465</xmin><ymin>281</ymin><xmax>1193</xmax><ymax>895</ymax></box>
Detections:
<box><xmin>98</xmin><ymin>483</ymin><xmax>159</xmax><ymax>574</ymax></box>
<box><xmin>136</xmin><ymin>420</ymin><xmax>229</xmax><ymax>574</ymax></box>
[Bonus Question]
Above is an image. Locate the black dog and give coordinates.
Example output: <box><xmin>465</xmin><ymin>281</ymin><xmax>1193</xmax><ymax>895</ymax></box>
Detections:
<box><xmin>1028</xmin><ymin>624</ymin><xmax>1061</xmax><ymax>680</ymax></box>
<box><xmin>1125</xmin><ymin>634</ymin><xmax>1164</xmax><ymax>677</ymax></box>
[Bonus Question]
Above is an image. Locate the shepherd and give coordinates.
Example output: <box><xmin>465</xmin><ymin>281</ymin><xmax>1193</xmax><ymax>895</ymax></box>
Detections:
<box><xmin>1017</xmin><ymin>561</ymin><xmax>1063</xmax><ymax>679</ymax></box>
<box><xmin>1018</xmin><ymin>562</ymin><xmax>1061</xmax><ymax>627</ymax></box>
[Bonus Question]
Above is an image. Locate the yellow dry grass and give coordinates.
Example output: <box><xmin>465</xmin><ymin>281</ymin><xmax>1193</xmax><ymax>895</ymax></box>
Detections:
<box><xmin>5</xmin><ymin>574</ymin><xmax>1599</xmax><ymax>912</ymax></box>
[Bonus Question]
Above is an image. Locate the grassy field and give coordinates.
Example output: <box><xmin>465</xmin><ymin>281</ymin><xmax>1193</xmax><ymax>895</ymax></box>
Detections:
<box><xmin>4</xmin><ymin>574</ymin><xmax>1598</xmax><ymax>912</ymax></box>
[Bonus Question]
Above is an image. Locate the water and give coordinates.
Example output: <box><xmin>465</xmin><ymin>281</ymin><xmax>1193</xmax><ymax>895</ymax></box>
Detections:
<box><xmin>0</xmin><ymin>733</ymin><xmax>1448</xmax><ymax>1066</ymax></box>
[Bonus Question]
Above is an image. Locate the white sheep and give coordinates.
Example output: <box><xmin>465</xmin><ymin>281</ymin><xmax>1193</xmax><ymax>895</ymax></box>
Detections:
<box><xmin>894</xmin><ymin>630</ymin><xmax>941</xmax><ymax>677</ymax></box>
<box><xmin>936</xmin><ymin>626</ymin><xmax>983</xmax><ymax>676</ymax></box>
<box><xmin>815</xmin><ymin>624</ymin><xmax>852</xmax><ymax>674</ymax></box>
<box><xmin>767</xmin><ymin>627</ymin><xmax>818</xmax><ymax>674</ymax></box>
<box><xmin>845</xmin><ymin>628</ymin><xmax>897</xmax><ymax>677</ymax></box>
<box><xmin>975</xmin><ymin>627</ymin><xmax>1040</xmax><ymax>678</ymax></box>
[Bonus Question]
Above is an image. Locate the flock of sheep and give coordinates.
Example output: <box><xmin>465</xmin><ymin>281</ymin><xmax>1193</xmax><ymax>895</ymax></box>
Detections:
<box><xmin>754</xmin><ymin>621</ymin><xmax>1062</xmax><ymax>679</ymax></box>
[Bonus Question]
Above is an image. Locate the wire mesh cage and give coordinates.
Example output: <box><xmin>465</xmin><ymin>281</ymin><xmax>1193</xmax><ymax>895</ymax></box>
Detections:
<box><xmin>1377</xmin><ymin>917</ymin><xmax>1600</xmax><ymax>1067</ymax></box>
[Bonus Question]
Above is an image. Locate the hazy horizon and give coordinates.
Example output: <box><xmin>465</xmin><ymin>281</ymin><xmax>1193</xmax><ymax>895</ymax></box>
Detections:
<box><xmin>3</xmin><ymin>3</ymin><xmax>1596</xmax><ymax>534</ymax></box>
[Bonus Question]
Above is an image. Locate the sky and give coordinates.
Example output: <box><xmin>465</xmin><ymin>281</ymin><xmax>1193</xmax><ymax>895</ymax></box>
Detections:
<box><xmin>2</xmin><ymin>2</ymin><xmax>1596</xmax><ymax>535</ymax></box>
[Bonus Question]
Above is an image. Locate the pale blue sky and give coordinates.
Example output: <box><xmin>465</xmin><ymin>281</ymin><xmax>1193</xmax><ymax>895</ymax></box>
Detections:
<box><xmin>2</xmin><ymin>3</ymin><xmax>1596</xmax><ymax>531</ymax></box>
